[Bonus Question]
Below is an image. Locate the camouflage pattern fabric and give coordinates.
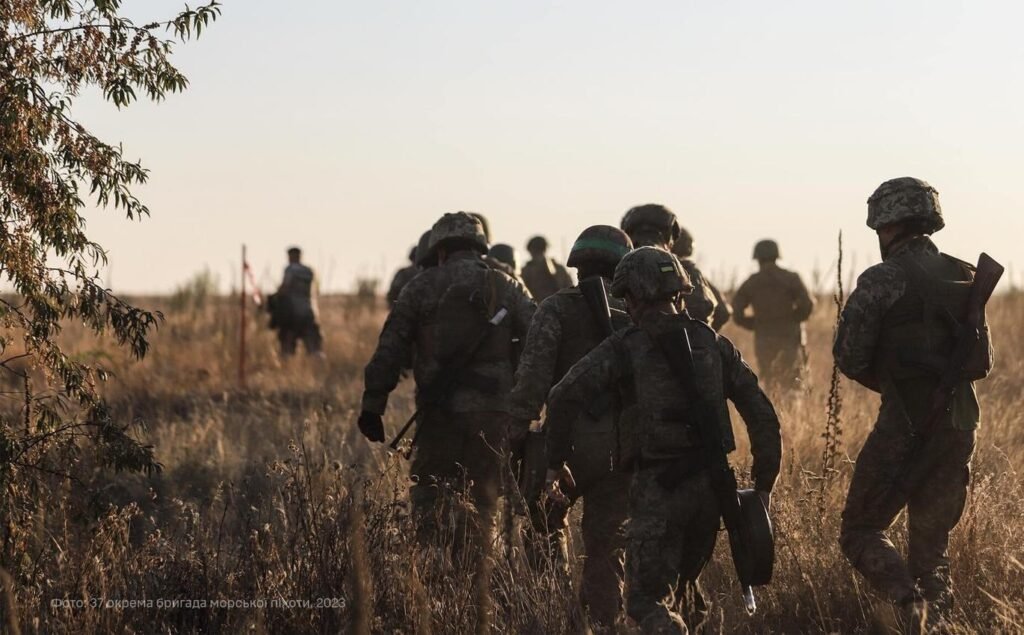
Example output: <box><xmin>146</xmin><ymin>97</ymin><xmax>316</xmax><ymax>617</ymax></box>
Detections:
<box><xmin>610</xmin><ymin>247</ymin><xmax>692</xmax><ymax>304</ymax></box>
<box><xmin>680</xmin><ymin>259</ymin><xmax>730</xmax><ymax>328</ymax></box>
<box><xmin>867</xmin><ymin>177</ymin><xmax>944</xmax><ymax>231</ymax></box>
<box><xmin>835</xmin><ymin>236</ymin><xmax>994</xmax><ymax>611</ymax></box>
<box><xmin>545</xmin><ymin>311</ymin><xmax>781</xmax><ymax>632</ymax></box>
<box><xmin>521</xmin><ymin>257</ymin><xmax>573</xmax><ymax>302</ymax></box>
<box><xmin>508</xmin><ymin>279</ymin><xmax>630</xmax><ymax>628</ymax></box>
<box><xmin>362</xmin><ymin>251</ymin><xmax>535</xmax><ymax>416</ymax></box>
<box><xmin>732</xmin><ymin>262</ymin><xmax>815</xmax><ymax>390</ymax></box>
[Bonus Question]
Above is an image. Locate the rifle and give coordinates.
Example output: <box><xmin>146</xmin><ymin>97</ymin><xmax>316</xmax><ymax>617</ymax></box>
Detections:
<box><xmin>879</xmin><ymin>252</ymin><xmax>1003</xmax><ymax>513</ymax></box>
<box><xmin>655</xmin><ymin>327</ymin><xmax>773</xmax><ymax>615</ymax></box>
<box><xmin>388</xmin><ymin>305</ymin><xmax>510</xmax><ymax>456</ymax></box>
<box><xmin>579</xmin><ymin>276</ymin><xmax>614</xmax><ymax>338</ymax></box>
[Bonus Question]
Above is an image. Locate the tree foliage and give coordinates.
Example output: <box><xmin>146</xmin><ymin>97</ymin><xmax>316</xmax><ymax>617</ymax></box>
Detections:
<box><xmin>0</xmin><ymin>0</ymin><xmax>220</xmax><ymax>483</ymax></box>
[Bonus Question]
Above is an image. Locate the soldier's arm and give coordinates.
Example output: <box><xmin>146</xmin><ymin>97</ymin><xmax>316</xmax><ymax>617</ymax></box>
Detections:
<box><xmin>791</xmin><ymin>272</ymin><xmax>815</xmax><ymax>322</ymax></box>
<box><xmin>506</xmin><ymin>276</ymin><xmax>538</xmax><ymax>337</ymax></box>
<box><xmin>509</xmin><ymin>302</ymin><xmax>562</xmax><ymax>423</ymax></box>
<box><xmin>720</xmin><ymin>336</ymin><xmax>782</xmax><ymax>493</ymax></box>
<box><xmin>731</xmin><ymin>280</ymin><xmax>755</xmax><ymax>330</ymax></box>
<box><xmin>545</xmin><ymin>337</ymin><xmax>623</xmax><ymax>470</ymax></box>
<box><xmin>833</xmin><ymin>265</ymin><xmax>905</xmax><ymax>392</ymax></box>
<box><xmin>709</xmin><ymin>281</ymin><xmax>732</xmax><ymax>331</ymax></box>
<box><xmin>361</xmin><ymin>277</ymin><xmax>424</xmax><ymax>414</ymax></box>
<box><xmin>683</xmin><ymin>265</ymin><xmax>718</xmax><ymax>323</ymax></box>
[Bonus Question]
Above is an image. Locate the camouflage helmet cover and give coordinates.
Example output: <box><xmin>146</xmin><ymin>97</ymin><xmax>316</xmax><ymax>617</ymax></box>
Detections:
<box><xmin>673</xmin><ymin>226</ymin><xmax>695</xmax><ymax>259</ymax></box>
<box><xmin>470</xmin><ymin>213</ymin><xmax>492</xmax><ymax>242</ymax></box>
<box><xmin>752</xmin><ymin>239</ymin><xmax>780</xmax><ymax>261</ymax></box>
<box><xmin>610</xmin><ymin>246</ymin><xmax>693</xmax><ymax>302</ymax></box>
<box><xmin>567</xmin><ymin>225</ymin><xmax>633</xmax><ymax>268</ymax></box>
<box><xmin>415</xmin><ymin>230</ymin><xmax>436</xmax><ymax>268</ymax></box>
<box><xmin>428</xmin><ymin>212</ymin><xmax>489</xmax><ymax>254</ymax></box>
<box><xmin>620</xmin><ymin>204</ymin><xmax>681</xmax><ymax>248</ymax></box>
<box><xmin>866</xmin><ymin>177</ymin><xmax>944</xmax><ymax>232</ymax></box>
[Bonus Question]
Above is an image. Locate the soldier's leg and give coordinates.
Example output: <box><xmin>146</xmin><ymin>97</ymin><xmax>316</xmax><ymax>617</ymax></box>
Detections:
<box><xmin>409</xmin><ymin>413</ymin><xmax>467</xmax><ymax>549</ymax></box>
<box><xmin>458</xmin><ymin>412</ymin><xmax>507</xmax><ymax>563</ymax></box>
<box><xmin>579</xmin><ymin>471</ymin><xmax>630</xmax><ymax>629</ymax></box>
<box><xmin>279</xmin><ymin>329</ymin><xmax>298</xmax><ymax>357</ymax></box>
<box><xmin>524</xmin><ymin>498</ymin><xmax>570</xmax><ymax>574</ymax></box>
<box><xmin>907</xmin><ymin>429</ymin><xmax>975</xmax><ymax>611</ymax></box>
<box><xmin>675</xmin><ymin>473</ymin><xmax>721</xmax><ymax>632</ymax></box>
<box><xmin>301</xmin><ymin>321</ymin><xmax>324</xmax><ymax>355</ymax></box>
<box><xmin>624</xmin><ymin>469</ymin><xmax>688</xmax><ymax>634</ymax></box>
<box><xmin>840</xmin><ymin>425</ymin><xmax>919</xmax><ymax>604</ymax></box>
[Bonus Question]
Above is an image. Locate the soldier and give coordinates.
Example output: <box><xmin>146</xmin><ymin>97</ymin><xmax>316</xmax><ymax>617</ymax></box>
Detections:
<box><xmin>672</xmin><ymin>226</ymin><xmax>732</xmax><ymax>331</ymax></box>
<box><xmin>271</xmin><ymin>247</ymin><xmax>324</xmax><ymax>357</ymax></box>
<box><xmin>836</xmin><ymin>177</ymin><xmax>994</xmax><ymax>625</ymax></box>
<box><xmin>508</xmin><ymin>225</ymin><xmax>634</xmax><ymax>630</ymax></box>
<box><xmin>357</xmin><ymin>212</ymin><xmax>536</xmax><ymax>567</ymax></box>
<box><xmin>521</xmin><ymin>235</ymin><xmax>574</xmax><ymax>301</ymax></box>
<box><xmin>386</xmin><ymin>245</ymin><xmax>419</xmax><ymax>309</ymax></box>
<box><xmin>545</xmin><ymin>247</ymin><xmax>782</xmax><ymax>634</ymax></box>
<box><xmin>620</xmin><ymin>204</ymin><xmax>719</xmax><ymax>325</ymax></box>
<box><xmin>731</xmin><ymin>239</ymin><xmax>815</xmax><ymax>390</ymax></box>
<box><xmin>487</xmin><ymin>243</ymin><xmax>518</xmax><ymax>278</ymax></box>
<box><xmin>414</xmin><ymin>229</ymin><xmax>437</xmax><ymax>270</ymax></box>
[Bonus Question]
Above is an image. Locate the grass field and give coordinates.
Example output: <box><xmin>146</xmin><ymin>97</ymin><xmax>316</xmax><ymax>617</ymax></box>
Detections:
<box><xmin>2</xmin><ymin>288</ymin><xmax>1022</xmax><ymax>634</ymax></box>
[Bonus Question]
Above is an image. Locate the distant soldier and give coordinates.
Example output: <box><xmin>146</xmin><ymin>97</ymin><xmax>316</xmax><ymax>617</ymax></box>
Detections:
<box><xmin>673</xmin><ymin>226</ymin><xmax>732</xmax><ymax>331</ymax></box>
<box><xmin>620</xmin><ymin>204</ymin><xmax>719</xmax><ymax>325</ymax></box>
<box><xmin>521</xmin><ymin>235</ymin><xmax>573</xmax><ymax>302</ymax></box>
<box><xmin>487</xmin><ymin>243</ymin><xmax>518</xmax><ymax>278</ymax></box>
<box><xmin>386</xmin><ymin>245</ymin><xmax>419</xmax><ymax>309</ymax></box>
<box><xmin>731</xmin><ymin>240</ymin><xmax>814</xmax><ymax>390</ymax></box>
<box><xmin>545</xmin><ymin>247</ymin><xmax>781</xmax><ymax>633</ymax></box>
<box><xmin>270</xmin><ymin>247</ymin><xmax>324</xmax><ymax>357</ymax></box>
<box><xmin>509</xmin><ymin>225</ymin><xmax>633</xmax><ymax>629</ymax></box>
<box><xmin>836</xmin><ymin>178</ymin><xmax>994</xmax><ymax>626</ymax></box>
<box><xmin>357</xmin><ymin>212</ymin><xmax>535</xmax><ymax>570</ymax></box>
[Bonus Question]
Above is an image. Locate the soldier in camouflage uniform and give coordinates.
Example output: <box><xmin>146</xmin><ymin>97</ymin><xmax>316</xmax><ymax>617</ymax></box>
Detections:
<box><xmin>508</xmin><ymin>225</ymin><xmax>634</xmax><ymax>630</ymax></box>
<box><xmin>546</xmin><ymin>247</ymin><xmax>782</xmax><ymax>634</ymax></box>
<box><xmin>836</xmin><ymin>177</ymin><xmax>994</xmax><ymax>623</ymax></box>
<box><xmin>672</xmin><ymin>226</ymin><xmax>732</xmax><ymax>331</ymax></box>
<box><xmin>386</xmin><ymin>245</ymin><xmax>420</xmax><ymax>309</ymax></box>
<box><xmin>521</xmin><ymin>235</ymin><xmax>574</xmax><ymax>302</ymax></box>
<box><xmin>732</xmin><ymin>240</ymin><xmax>815</xmax><ymax>391</ymax></box>
<box><xmin>274</xmin><ymin>247</ymin><xmax>324</xmax><ymax>357</ymax></box>
<box><xmin>620</xmin><ymin>204</ymin><xmax>719</xmax><ymax>326</ymax></box>
<box><xmin>358</xmin><ymin>212</ymin><xmax>536</xmax><ymax>565</ymax></box>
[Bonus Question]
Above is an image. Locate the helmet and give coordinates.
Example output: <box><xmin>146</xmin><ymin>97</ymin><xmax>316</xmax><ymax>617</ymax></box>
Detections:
<box><xmin>752</xmin><ymin>239</ymin><xmax>780</xmax><ymax>261</ymax></box>
<box><xmin>673</xmin><ymin>226</ymin><xmax>694</xmax><ymax>259</ymax></box>
<box><xmin>610</xmin><ymin>246</ymin><xmax>693</xmax><ymax>302</ymax></box>
<box><xmin>428</xmin><ymin>212</ymin><xmax>488</xmax><ymax>255</ymax></box>
<box><xmin>414</xmin><ymin>230</ymin><xmax>436</xmax><ymax>268</ymax></box>
<box><xmin>620</xmin><ymin>204</ymin><xmax>681</xmax><ymax>248</ymax></box>
<box><xmin>866</xmin><ymin>177</ymin><xmax>944</xmax><ymax>232</ymax></box>
<box><xmin>470</xmin><ymin>213</ymin><xmax>492</xmax><ymax>242</ymax></box>
<box><xmin>407</xmin><ymin>245</ymin><xmax>417</xmax><ymax>263</ymax></box>
<box><xmin>488</xmin><ymin>243</ymin><xmax>517</xmax><ymax>270</ymax></box>
<box><xmin>526</xmin><ymin>235</ymin><xmax>549</xmax><ymax>253</ymax></box>
<box><xmin>566</xmin><ymin>225</ymin><xmax>633</xmax><ymax>269</ymax></box>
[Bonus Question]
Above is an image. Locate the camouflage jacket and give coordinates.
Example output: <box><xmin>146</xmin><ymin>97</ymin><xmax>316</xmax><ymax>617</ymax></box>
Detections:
<box><xmin>386</xmin><ymin>265</ymin><xmax>419</xmax><ymax>308</ymax></box>
<box><xmin>522</xmin><ymin>257</ymin><xmax>574</xmax><ymax>302</ymax></box>
<box><xmin>681</xmin><ymin>258</ymin><xmax>731</xmax><ymax>330</ymax></box>
<box><xmin>546</xmin><ymin>311</ymin><xmax>782</xmax><ymax>492</ymax></box>
<box><xmin>278</xmin><ymin>263</ymin><xmax>317</xmax><ymax>320</ymax></box>
<box><xmin>732</xmin><ymin>263</ymin><xmax>814</xmax><ymax>344</ymax></box>
<box><xmin>362</xmin><ymin>251</ymin><xmax>536</xmax><ymax>415</ymax></box>
<box><xmin>834</xmin><ymin>237</ymin><xmax>994</xmax><ymax>431</ymax></box>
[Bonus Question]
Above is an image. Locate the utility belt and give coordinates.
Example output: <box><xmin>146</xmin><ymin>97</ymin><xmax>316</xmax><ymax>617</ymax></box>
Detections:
<box><xmin>637</xmin><ymin>448</ymin><xmax>709</xmax><ymax>490</ymax></box>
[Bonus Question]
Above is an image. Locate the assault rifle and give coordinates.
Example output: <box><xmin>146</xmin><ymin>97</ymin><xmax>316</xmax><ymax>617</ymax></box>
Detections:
<box><xmin>579</xmin><ymin>275</ymin><xmax>614</xmax><ymax>337</ymax></box>
<box><xmin>655</xmin><ymin>327</ymin><xmax>774</xmax><ymax>615</ymax></box>
<box><xmin>388</xmin><ymin>305</ymin><xmax>510</xmax><ymax>457</ymax></box>
<box><xmin>879</xmin><ymin>252</ymin><xmax>1003</xmax><ymax>513</ymax></box>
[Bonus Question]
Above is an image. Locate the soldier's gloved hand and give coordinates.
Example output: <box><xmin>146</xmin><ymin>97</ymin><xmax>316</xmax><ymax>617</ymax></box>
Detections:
<box><xmin>544</xmin><ymin>465</ymin><xmax>576</xmax><ymax>505</ymax></box>
<box><xmin>357</xmin><ymin>411</ymin><xmax>385</xmax><ymax>443</ymax></box>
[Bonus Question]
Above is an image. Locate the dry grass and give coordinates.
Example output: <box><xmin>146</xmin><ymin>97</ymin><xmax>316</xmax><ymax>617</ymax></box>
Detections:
<box><xmin>1</xmin><ymin>291</ymin><xmax>1022</xmax><ymax>633</ymax></box>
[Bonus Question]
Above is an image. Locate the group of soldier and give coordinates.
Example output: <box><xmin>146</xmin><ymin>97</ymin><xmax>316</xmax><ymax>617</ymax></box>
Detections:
<box><xmin>350</xmin><ymin>176</ymin><xmax>992</xmax><ymax>634</ymax></box>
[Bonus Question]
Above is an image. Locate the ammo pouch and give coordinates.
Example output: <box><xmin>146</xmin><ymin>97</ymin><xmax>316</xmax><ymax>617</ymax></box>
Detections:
<box><xmin>434</xmin><ymin>268</ymin><xmax>512</xmax><ymax>366</ymax></box>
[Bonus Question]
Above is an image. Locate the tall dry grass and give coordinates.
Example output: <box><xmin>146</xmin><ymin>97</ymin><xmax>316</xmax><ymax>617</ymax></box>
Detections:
<box><xmin>1</xmin><ymin>290</ymin><xmax>1022</xmax><ymax>633</ymax></box>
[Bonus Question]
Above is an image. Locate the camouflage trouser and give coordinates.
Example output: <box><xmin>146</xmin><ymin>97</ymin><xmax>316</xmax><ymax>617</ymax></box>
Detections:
<box><xmin>409</xmin><ymin>411</ymin><xmax>506</xmax><ymax>566</ymax></box>
<box><xmin>840</xmin><ymin>423</ymin><xmax>976</xmax><ymax>608</ymax></box>
<box><xmin>624</xmin><ymin>467</ymin><xmax>720</xmax><ymax>635</ymax></box>
<box><xmin>278</xmin><ymin>319</ymin><xmax>323</xmax><ymax>356</ymax></box>
<box><xmin>527</xmin><ymin>470</ymin><xmax>630</xmax><ymax>629</ymax></box>
<box><xmin>754</xmin><ymin>338</ymin><xmax>805</xmax><ymax>392</ymax></box>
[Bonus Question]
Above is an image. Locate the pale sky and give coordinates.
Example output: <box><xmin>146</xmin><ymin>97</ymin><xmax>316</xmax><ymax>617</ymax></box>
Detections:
<box><xmin>78</xmin><ymin>0</ymin><xmax>1024</xmax><ymax>294</ymax></box>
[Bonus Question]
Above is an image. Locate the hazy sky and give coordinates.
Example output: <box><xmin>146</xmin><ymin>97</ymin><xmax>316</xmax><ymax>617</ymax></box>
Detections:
<box><xmin>78</xmin><ymin>0</ymin><xmax>1024</xmax><ymax>294</ymax></box>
